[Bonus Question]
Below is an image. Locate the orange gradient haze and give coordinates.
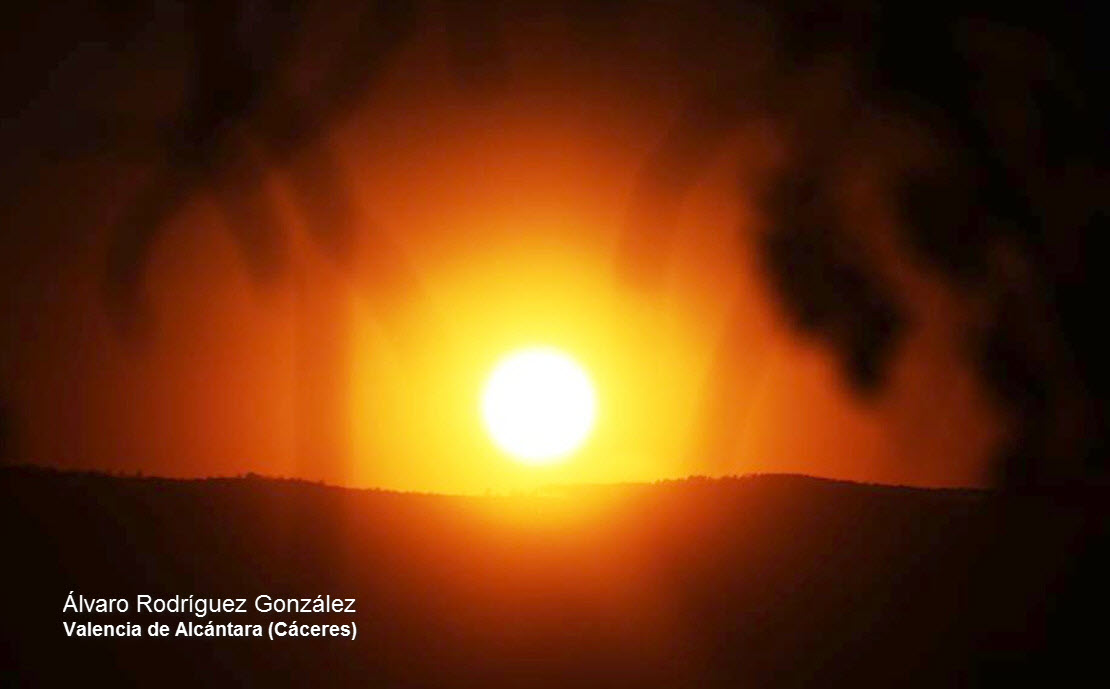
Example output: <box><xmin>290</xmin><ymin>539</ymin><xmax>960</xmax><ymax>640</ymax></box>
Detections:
<box><xmin>0</xmin><ymin>7</ymin><xmax>1003</xmax><ymax>494</ymax></box>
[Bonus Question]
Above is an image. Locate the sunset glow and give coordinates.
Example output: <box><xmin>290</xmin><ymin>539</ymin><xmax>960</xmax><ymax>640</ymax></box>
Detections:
<box><xmin>2</xmin><ymin>2</ymin><xmax>1101</xmax><ymax>685</ymax></box>
<box><xmin>0</xmin><ymin>1</ymin><xmax>1011</xmax><ymax>495</ymax></box>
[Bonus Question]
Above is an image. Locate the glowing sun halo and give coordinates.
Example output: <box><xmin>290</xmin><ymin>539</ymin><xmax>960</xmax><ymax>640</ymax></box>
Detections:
<box><xmin>481</xmin><ymin>347</ymin><xmax>597</xmax><ymax>465</ymax></box>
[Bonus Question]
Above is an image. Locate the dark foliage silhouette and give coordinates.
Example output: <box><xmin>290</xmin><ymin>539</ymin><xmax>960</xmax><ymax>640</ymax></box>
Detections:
<box><xmin>96</xmin><ymin>0</ymin><xmax>429</xmax><ymax>485</ymax></box>
<box><xmin>616</xmin><ymin>0</ymin><xmax>1109</xmax><ymax>487</ymax></box>
<box><xmin>102</xmin><ymin>0</ymin><xmax>421</xmax><ymax>334</ymax></box>
<box><xmin>760</xmin><ymin>170</ymin><xmax>905</xmax><ymax>393</ymax></box>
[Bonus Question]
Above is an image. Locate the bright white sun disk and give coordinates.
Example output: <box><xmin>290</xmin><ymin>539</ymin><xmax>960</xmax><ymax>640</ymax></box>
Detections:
<box><xmin>481</xmin><ymin>347</ymin><xmax>597</xmax><ymax>464</ymax></box>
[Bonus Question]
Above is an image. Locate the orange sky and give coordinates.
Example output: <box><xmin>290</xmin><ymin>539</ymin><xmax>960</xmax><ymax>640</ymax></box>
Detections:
<box><xmin>0</xmin><ymin>3</ymin><xmax>1004</xmax><ymax>493</ymax></box>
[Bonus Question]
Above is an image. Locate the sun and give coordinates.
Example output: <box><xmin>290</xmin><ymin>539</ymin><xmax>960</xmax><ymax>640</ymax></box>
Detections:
<box><xmin>481</xmin><ymin>347</ymin><xmax>598</xmax><ymax>465</ymax></box>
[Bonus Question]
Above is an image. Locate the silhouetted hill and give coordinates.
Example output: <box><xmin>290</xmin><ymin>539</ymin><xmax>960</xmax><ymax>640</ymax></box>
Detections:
<box><xmin>3</xmin><ymin>466</ymin><xmax>1108</xmax><ymax>687</ymax></box>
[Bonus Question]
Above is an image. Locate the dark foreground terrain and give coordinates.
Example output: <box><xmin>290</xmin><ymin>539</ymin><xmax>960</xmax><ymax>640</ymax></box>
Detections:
<box><xmin>2</xmin><ymin>466</ymin><xmax>1108</xmax><ymax>687</ymax></box>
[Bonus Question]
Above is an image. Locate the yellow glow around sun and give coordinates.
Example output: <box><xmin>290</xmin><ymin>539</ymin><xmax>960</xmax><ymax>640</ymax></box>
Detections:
<box><xmin>481</xmin><ymin>347</ymin><xmax>597</xmax><ymax>465</ymax></box>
